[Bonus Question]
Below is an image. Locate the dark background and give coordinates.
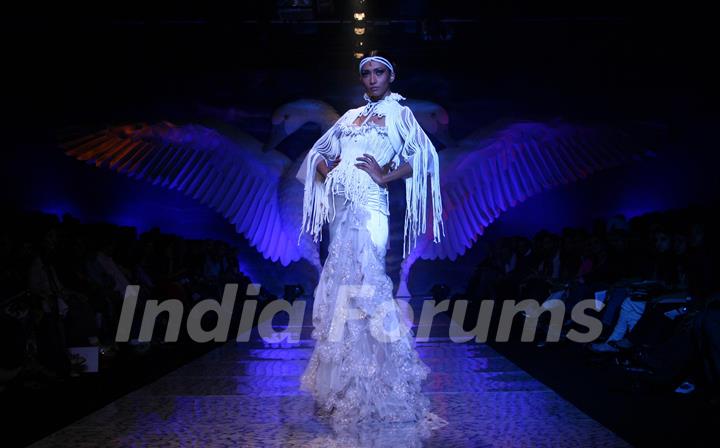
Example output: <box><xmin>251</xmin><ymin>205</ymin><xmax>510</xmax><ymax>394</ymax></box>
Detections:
<box><xmin>3</xmin><ymin>0</ymin><xmax>719</xmax><ymax>294</ymax></box>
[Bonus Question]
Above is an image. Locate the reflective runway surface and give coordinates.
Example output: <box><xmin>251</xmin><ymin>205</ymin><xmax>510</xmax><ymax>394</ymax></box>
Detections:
<box><xmin>28</xmin><ymin>303</ymin><xmax>631</xmax><ymax>447</ymax></box>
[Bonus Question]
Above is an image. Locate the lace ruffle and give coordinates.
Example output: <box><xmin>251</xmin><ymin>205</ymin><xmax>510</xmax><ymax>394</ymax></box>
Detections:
<box><xmin>300</xmin><ymin>194</ymin><xmax>448</xmax><ymax>438</ymax></box>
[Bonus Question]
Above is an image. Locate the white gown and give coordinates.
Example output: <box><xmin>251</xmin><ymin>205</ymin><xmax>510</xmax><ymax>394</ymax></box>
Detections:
<box><xmin>297</xmin><ymin>95</ymin><xmax>448</xmax><ymax>441</ymax></box>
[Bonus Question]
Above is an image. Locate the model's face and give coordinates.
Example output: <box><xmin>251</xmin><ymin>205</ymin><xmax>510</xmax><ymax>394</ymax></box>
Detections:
<box><xmin>360</xmin><ymin>60</ymin><xmax>394</xmax><ymax>100</ymax></box>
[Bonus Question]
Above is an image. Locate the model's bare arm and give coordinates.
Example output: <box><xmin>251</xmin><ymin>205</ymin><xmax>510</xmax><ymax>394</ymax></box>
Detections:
<box><xmin>315</xmin><ymin>157</ymin><xmax>341</xmax><ymax>178</ymax></box>
<box><xmin>356</xmin><ymin>153</ymin><xmax>412</xmax><ymax>187</ymax></box>
<box><xmin>381</xmin><ymin>162</ymin><xmax>412</xmax><ymax>184</ymax></box>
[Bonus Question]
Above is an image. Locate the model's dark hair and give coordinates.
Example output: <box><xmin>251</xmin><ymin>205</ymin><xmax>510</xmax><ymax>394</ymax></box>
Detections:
<box><xmin>362</xmin><ymin>49</ymin><xmax>398</xmax><ymax>77</ymax></box>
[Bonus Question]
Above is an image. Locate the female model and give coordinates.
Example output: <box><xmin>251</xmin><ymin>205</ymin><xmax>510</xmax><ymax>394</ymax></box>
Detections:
<box><xmin>297</xmin><ymin>50</ymin><xmax>448</xmax><ymax>436</ymax></box>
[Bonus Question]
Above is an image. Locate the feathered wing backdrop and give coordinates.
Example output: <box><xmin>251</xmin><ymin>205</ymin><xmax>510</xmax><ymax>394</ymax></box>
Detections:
<box><xmin>62</xmin><ymin>98</ymin><xmax>660</xmax><ymax>293</ymax></box>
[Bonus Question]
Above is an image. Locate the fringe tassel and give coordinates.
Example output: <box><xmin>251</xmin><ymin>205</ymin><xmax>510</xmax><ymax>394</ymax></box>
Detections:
<box><xmin>299</xmin><ymin>149</ymin><xmax>331</xmax><ymax>245</ymax></box>
<box><xmin>402</xmin><ymin>120</ymin><xmax>445</xmax><ymax>260</ymax></box>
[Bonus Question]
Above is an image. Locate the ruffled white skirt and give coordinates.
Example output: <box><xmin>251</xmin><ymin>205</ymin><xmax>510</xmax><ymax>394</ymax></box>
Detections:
<box><xmin>300</xmin><ymin>187</ymin><xmax>448</xmax><ymax>439</ymax></box>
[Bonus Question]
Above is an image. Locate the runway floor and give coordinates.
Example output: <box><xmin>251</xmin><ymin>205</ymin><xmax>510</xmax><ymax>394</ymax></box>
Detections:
<box><xmin>27</xmin><ymin>301</ymin><xmax>631</xmax><ymax>448</ymax></box>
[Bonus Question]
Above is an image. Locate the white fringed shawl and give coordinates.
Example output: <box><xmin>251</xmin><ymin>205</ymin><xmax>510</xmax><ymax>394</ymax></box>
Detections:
<box><xmin>387</xmin><ymin>102</ymin><xmax>445</xmax><ymax>259</ymax></box>
<box><xmin>296</xmin><ymin>109</ymin><xmax>350</xmax><ymax>244</ymax></box>
<box><xmin>297</xmin><ymin>92</ymin><xmax>444</xmax><ymax>259</ymax></box>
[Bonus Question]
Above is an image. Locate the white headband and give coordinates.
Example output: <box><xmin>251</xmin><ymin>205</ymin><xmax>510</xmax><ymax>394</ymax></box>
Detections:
<box><xmin>358</xmin><ymin>56</ymin><xmax>394</xmax><ymax>75</ymax></box>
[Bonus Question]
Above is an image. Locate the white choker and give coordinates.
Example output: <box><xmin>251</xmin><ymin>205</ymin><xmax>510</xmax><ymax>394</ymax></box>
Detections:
<box><xmin>363</xmin><ymin>91</ymin><xmax>406</xmax><ymax>104</ymax></box>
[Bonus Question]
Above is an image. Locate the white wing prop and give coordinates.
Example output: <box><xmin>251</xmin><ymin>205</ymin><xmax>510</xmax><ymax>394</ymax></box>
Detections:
<box><xmin>414</xmin><ymin>119</ymin><xmax>660</xmax><ymax>261</ymax></box>
<box><xmin>61</xmin><ymin>97</ymin><xmax>660</xmax><ymax>296</ymax></box>
<box><xmin>264</xmin><ymin>99</ymin><xmax>341</xmax><ymax>152</ymax></box>
<box><xmin>62</xmin><ymin>120</ymin><xmax>314</xmax><ymax>267</ymax></box>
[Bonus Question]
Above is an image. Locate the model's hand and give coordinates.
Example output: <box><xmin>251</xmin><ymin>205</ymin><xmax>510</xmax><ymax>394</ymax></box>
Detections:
<box><xmin>355</xmin><ymin>153</ymin><xmax>386</xmax><ymax>187</ymax></box>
